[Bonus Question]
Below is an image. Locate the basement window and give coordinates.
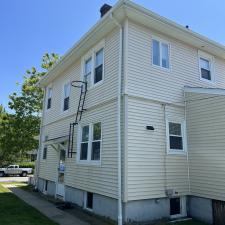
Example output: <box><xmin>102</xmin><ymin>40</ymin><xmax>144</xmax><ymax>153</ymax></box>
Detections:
<box><xmin>170</xmin><ymin>197</ymin><xmax>181</xmax><ymax>216</ymax></box>
<box><xmin>85</xmin><ymin>192</ymin><xmax>93</xmax><ymax>210</ymax></box>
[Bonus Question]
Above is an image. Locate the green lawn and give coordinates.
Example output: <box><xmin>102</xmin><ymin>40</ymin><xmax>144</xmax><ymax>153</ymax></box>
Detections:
<box><xmin>0</xmin><ymin>184</ymin><xmax>58</xmax><ymax>225</ymax></box>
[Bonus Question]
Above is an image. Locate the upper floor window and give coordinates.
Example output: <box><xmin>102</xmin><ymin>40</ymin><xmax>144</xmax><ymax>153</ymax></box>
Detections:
<box><xmin>46</xmin><ymin>86</ymin><xmax>52</xmax><ymax>110</ymax></box>
<box><xmin>42</xmin><ymin>136</ymin><xmax>48</xmax><ymax>160</ymax></box>
<box><xmin>82</xmin><ymin>41</ymin><xmax>104</xmax><ymax>89</ymax></box>
<box><xmin>152</xmin><ymin>39</ymin><xmax>170</xmax><ymax>69</ymax></box>
<box><xmin>63</xmin><ymin>82</ymin><xmax>70</xmax><ymax>111</ymax></box>
<box><xmin>166</xmin><ymin>119</ymin><xmax>186</xmax><ymax>154</ymax></box>
<box><xmin>94</xmin><ymin>48</ymin><xmax>103</xmax><ymax>84</ymax></box>
<box><xmin>84</xmin><ymin>58</ymin><xmax>92</xmax><ymax>89</ymax></box>
<box><xmin>78</xmin><ymin>122</ymin><xmax>102</xmax><ymax>164</ymax></box>
<box><xmin>198</xmin><ymin>51</ymin><xmax>214</xmax><ymax>82</ymax></box>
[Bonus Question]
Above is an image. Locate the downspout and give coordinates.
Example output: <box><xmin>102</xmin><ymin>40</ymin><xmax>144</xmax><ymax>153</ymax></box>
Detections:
<box><xmin>184</xmin><ymin>92</ymin><xmax>191</xmax><ymax>193</ymax></box>
<box><xmin>35</xmin><ymin>87</ymin><xmax>46</xmax><ymax>189</ymax></box>
<box><xmin>110</xmin><ymin>12</ymin><xmax>123</xmax><ymax>225</ymax></box>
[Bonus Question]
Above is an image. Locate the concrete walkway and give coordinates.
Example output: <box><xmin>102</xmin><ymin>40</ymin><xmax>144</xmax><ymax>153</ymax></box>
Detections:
<box><xmin>8</xmin><ymin>186</ymin><xmax>89</xmax><ymax>225</ymax></box>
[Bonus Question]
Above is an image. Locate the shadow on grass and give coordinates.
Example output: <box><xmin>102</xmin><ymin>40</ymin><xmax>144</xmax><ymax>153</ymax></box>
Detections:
<box><xmin>0</xmin><ymin>184</ymin><xmax>58</xmax><ymax>225</ymax></box>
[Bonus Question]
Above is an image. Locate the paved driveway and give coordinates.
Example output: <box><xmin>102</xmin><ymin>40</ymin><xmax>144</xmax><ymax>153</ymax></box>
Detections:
<box><xmin>0</xmin><ymin>175</ymin><xmax>32</xmax><ymax>183</ymax></box>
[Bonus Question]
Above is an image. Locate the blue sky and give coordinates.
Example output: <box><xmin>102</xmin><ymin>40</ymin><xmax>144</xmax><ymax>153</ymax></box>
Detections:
<box><xmin>1</xmin><ymin>0</ymin><xmax>225</xmax><ymax>110</ymax></box>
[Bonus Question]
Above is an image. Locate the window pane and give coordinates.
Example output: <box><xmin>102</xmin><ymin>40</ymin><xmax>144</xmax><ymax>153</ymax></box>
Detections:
<box><xmin>94</xmin><ymin>65</ymin><xmax>103</xmax><ymax>84</ymax></box>
<box><xmin>80</xmin><ymin>143</ymin><xmax>88</xmax><ymax>160</ymax></box>
<box><xmin>63</xmin><ymin>96</ymin><xmax>69</xmax><ymax>111</ymax></box>
<box><xmin>170</xmin><ymin>136</ymin><xmax>183</xmax><ymax>150</ymax></box>
<box><xmin>82</xmin><ymin>126</ymin><xmax>89</xmax><ymax>142</ymax></box>
<box><xmin>153</xmin><ymin>40</ymin><xmax>160</xmax><ymax>66</ymax></box>
<box><xmin>93</xmin><ymin>122</ymin><xmax>101</xmax><ymax>140</ymax></box>
<box><xmin>169</xmin><ymin>122</ymin><xmax>181</xmax><ymax>136</ymax></box>
<box><xmin>64</xmin><ymin>83</ymin><xmax>70</xmax><ymax>98</ymax></box>
<box><xmin>58</xmin><ymin>173</ymin><xmax>64</xmax><ymax>183</ymax></box>
<box><xmin>86</xmin><ymin>192</ymin><xmax>93</xmax><ymax>209</ymax></box>
<box><xmin>85</xmin><ymin>58</ymin><xmax>92</xmax><ymax>75</ymax></box>
<box><xmin>200</xmin><ymin>58</ymin><xmax>210</xmax><ymax>70</ymax></box>
<box><xmin>47</xmin><ymin>88</ymin><xmax>52</xmax><ymax>98</ymax></box>
<box><xmin>43</xmin><ymin>147</ymin><xmax>47</xmax><ymax>159</ymax></box>
<box><xmin>91</xmin><ymin>141</ymin><xmax>100</xmax><ymax>160</ymax></box>
<box><xmin>162</xmin><ymin>43</ymin><xmax>169</xmax><ymax>68</ymax></box>
<box><xmin>170</xmin><ymin>198</ymin><xmax>181</xmax><ymax>215</ymax></box>
<box><xmin>201</xmin><ymin>68</ymin><xmax>211</xmax><ymax>80</ymax></box>
<box><xmin>95</xmin><ymin>49</ymin><xmax>103</xmax><ymax>67</ymax></box>
<box><xmin>47</xmin><ymin>98</ymin><xmax>51</xmax><ymax>109</ymax></box>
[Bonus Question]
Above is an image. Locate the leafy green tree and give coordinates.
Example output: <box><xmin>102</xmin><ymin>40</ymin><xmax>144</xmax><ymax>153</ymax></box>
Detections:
<box><xmin>0</xmin><ymin>53</ymin><xmax>59</xmax><ymax>164</ymax></box>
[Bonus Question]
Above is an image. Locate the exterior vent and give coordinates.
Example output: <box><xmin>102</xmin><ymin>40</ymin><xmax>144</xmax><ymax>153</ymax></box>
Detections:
<box><xmin>100</xmin><ymin>4</ymin><xmax>112</xmax><ymax>17</ymax></box>
<box><xmin>165</xmin><ymin>189</ymin><xmax>179</xmax><ymax>197</ymax></box>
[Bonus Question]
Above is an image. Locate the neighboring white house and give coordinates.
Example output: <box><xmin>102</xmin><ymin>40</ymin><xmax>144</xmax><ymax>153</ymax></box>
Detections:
<box><xmin>36</xmin><ymin>1</ymin><xmax>225</xmax><ymax>224</ymax></box>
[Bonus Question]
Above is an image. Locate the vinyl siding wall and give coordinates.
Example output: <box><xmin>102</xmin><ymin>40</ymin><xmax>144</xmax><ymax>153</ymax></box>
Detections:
<box><xmin>38</xmin><ymin>27</ymin><xmax>120</xmax><ymax>199</ymax></box>
<box><xmin>125</xmin><ymin>20</ymin><xmax>225</xmax><ymax>201</ymax></box>
<box><xmin>186</xmin><ymin>92</ymin><xmax>225</xmax><ymax>201</ymax></box>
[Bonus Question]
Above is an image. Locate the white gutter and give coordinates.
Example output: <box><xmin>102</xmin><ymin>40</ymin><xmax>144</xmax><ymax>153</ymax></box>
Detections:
<box><xmin>110</xmin><ymin>12</ymin><xmax>123</xmax><ymax>225</ymax></box>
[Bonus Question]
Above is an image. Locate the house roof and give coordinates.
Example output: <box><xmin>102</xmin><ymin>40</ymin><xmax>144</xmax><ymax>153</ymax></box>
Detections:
<box><xmin>39</xmin><ymin>0</ymin><xmax>225</xmax><ymax>87</ymax></box>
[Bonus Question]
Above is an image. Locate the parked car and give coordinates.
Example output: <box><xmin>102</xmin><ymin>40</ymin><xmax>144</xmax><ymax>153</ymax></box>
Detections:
<box><xmin>0</xmin><ymin>165</ymin><xmax>32</xmax><ymax>177</ymax></box>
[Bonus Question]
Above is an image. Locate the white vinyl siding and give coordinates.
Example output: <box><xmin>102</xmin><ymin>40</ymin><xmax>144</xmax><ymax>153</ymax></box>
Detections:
<box><xmin>126</xmin><ymin>96</ymin><xmax>189</xmax><ymax>200</ymax></box>
<box><xmin>39</xmin><ymin>28</ymin><xmax>120</xmax><ymax>199</ymax></box>
<box><xmin>186</xmin><ymin>91</ymin><xmax>225</xmax><ymax>201</ymax></box>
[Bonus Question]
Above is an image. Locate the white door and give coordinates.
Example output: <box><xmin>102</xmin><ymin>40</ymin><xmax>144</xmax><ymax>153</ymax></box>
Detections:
<box><xmin>56</xmin><ymin>149</ymin><xmax>65</xmax><ymax>198</ymax></box>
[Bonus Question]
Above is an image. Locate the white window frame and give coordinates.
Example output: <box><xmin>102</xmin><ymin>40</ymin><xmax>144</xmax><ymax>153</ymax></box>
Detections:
<box><xmin>77</xmin><ymin>122</ymin><xmax>102</xmax><ymax>166</ymax></box>
<box><xmin>152</xmin><ymin>36</ymin><xmax>171</xmax><ymax>71</ymax></box>
<box><xmin>170</xmin><ymin>196</ymin><xmax>187</xmax><ymax>219</ymax></box>
<box><xmin>166</xmin><ymin>118</ymin><xmax>186</xmax><ymax>155</ymax></box>
<box><xmin>61</xmin><ymin>80</ymin><xmax>71</xmax><ymax>113</ymax></box>
<box><xmin>45</xmin><ymin>85</ymin><xmax>52</xmax><ymax>111</ymax></box>
<box><xmin>198</xmin><ymin>50</ymin><xmax>215</xmax><ymax>83</ymax></box>
<box><xmin>81</xmin><ymin>40</ymin><xmax>105</xmax><ymax>89</ymax></box>
<box><xmin>84</xmin><ymin>191</ymin><xmax>93</xmax><ymax>211</ymax></box>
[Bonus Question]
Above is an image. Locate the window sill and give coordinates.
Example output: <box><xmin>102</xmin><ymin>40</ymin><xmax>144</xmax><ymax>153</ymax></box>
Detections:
<box><xmin>199</xmin><ymin>77</ymin><xmax>215</xmax><ymax>84</ymax></box>
<box><xmin>76</xmin><ymin>160</ymin><xmax>101</xmax><ymax>167</ymax></box>
<box><xmin>152</xmin><ymin>64</ymin><xmax>171</xmax><ymax>73</ymax></box>
<box><xmin>87</xmin><ymin>80</ymin><xmax>104</xmax><ymax>91</ymax></box>
<box><xmin>167</xmin><ymin>150</ymin><xmax>186</xmax><ymax>155</ymax></box>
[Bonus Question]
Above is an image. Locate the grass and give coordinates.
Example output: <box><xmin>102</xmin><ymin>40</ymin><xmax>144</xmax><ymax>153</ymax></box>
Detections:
<box><xmin>0</xmin><ymin>184</ymin><xmax>58</xmax><ymax>225</ymax></box>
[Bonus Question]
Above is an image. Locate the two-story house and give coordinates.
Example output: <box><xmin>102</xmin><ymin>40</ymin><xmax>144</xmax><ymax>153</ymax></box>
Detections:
<box><xmin>36</xmin><ymin>1</ymin><xmax>225</xmax><ymax>224</ymax></box>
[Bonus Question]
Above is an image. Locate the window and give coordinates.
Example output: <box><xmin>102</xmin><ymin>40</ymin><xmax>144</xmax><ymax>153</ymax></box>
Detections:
<box><xmin>43</xmin><ymin>146</ymin><xmax>47</xmax><ymax>159</ymax></box>
<box><xmin>46</xmin><ymin>86</ymin><xmax>52</xmax><ymax>110</ymax></box>
<box><xmin>152</xmin><ymin>39</ymin><xmax>170</xmax><ymax>69</ymax></box>
<box><xmin>94</xmin><ymin>48</ymin><xmax>103</xmax><ymax>84</ymax></box>
<box><xmin>43</xmin><ymin>136</ymin><xmax>48</xmax><ymax>159</ymax></box>
<box><xmin>200</xmin><ymin>57</ymin><xmax>211</xmax><ymax>81</ymax></box>
<box><xmin>85</xmin><ymin>192</ymin><xmax>93</xmax><ymax>210</ymax></box>
<box><xmin>44</xmin><ymin>180</ymin><xmax>48</xmax><ymax>193</ymax></box>
<box><xmin>167</xmin><ymin>119</ymin><xmax>186</xmax><ymax>154</ymax></box>
<box><xmin>63</xmin><ymin>82</ymin><xmax>70</xmax><ymax>111</ymax></box>
<box><xmin>80</xmin><ymin>125</ymin><xmax>89</xmax><ymax>160</ymax></box>
<box><xmin>84</xmin><ymin>58</ymin><xmax>92</xmax><ymax>89</ymax></box>
<box><xmin>170</xmin><ymin>197</ymin><xmax>181</xmax><ymax>216</ymax></box>
<box><xmin>78</xmin><ymin>122</ymin><xmax>102</xmax><ymax>164</ymax></box>
<box><xmin>91</xmin><ymin>122</ymin><xmax>101</xmax><ymax>160</ymax></box>
<box><xmin>82</xmin><ymin>43</ymin><xmax>104</xmax><ymax>88</ymax></box>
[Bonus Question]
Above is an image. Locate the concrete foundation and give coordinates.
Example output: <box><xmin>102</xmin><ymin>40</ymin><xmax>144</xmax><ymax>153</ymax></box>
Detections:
<box><xmin>188</xmin><ymin>196</ymin><xmax>213</xmax><ymax>224</ymax></box>
<box><xmin>65</xmin><ymin>185</ymin><xmax>84</xmax><ymax>207</ymax></box>
<box><xmin>37</xmin><ymin>178</ymin><xmax>56</xmax><ymax>196</ymax></box>
<box><xmin>124</xmin><ymin>198</ymin><xmax>170</xmax><ymax>223</ymax></box>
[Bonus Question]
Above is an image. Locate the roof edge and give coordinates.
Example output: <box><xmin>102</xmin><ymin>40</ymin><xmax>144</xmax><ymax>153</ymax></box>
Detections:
<box><xmin>184</xmin><ymin>86</ymin><xmax>225</xmax><ymax>96</ymax></box>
